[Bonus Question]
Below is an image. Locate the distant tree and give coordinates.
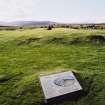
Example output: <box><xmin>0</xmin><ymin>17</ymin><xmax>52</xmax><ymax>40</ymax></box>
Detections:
<box><xmin>40</xmin><ymin>26</ymin><xmax>43</xmax><ymax>28</ymax></box>
<box><xmin>20</xmin><ymin>27</ymin><xmax>23</xmax><ymax>29</ymax></box>
<box><xmin>47</xmin><ymin>25</ymin><xmax>53</xmax><ymax>30</ymax></box>
<box><xmin>66</xmin><ymin>25</ymin><xmax>70</xmax><ymax>28</ymax></box>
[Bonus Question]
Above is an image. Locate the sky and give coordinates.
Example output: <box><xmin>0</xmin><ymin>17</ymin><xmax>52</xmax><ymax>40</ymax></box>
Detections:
<box><xmin>0</xmin><ymin>0</ymin><xmax>105</xmax><ymax>23</ymax></box>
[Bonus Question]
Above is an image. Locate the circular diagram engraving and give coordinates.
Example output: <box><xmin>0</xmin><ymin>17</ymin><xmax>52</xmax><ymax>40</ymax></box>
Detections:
<box><xmin>54</xmin><ymin>76</ymin><xmax>75</xmax><ymax>87</ymax></box>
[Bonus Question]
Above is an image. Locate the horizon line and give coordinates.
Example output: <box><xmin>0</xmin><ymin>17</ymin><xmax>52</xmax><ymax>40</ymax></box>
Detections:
<box><xmin>0</xmin><ymin>20</ymin><xmax>105</xmax><ymax>24</ymax></box>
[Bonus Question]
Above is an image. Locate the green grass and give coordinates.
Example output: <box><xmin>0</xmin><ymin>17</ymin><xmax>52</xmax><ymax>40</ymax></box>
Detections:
<box><xmin>0</xmin><ymin>28</ymin><xmax>105</xmax><ymax>105</ymax></box>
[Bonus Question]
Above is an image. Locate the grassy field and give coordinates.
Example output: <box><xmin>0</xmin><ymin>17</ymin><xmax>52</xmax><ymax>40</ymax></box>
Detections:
<box><xmin>0</xmin><ymin>28</ymin><xmax>105</xmax><ymax>105</ymax></box>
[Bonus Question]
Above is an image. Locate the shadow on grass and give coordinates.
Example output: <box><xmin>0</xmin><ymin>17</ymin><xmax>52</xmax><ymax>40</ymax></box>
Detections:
<box><xmin>16</xmin><ymin>35</ymin><xmax>105</xmax><ymax>46</ymax></box>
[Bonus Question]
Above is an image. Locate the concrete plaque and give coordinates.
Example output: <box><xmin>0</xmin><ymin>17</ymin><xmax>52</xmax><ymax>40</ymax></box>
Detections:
<box><xmin>39</xmin><ymin>71</ymin><xmax>82</xmax><ymax>103</ymax></box>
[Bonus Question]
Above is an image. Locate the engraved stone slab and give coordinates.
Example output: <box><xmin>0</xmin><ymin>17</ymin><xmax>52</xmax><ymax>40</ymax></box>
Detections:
<box><xmin>39</xmin><ymin>71</ymin><xmax>82</xmax><ymax>103</ymax></box>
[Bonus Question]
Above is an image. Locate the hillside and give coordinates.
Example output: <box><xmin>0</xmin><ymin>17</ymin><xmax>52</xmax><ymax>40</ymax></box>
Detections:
<box><xmin>0</xmin><ymin>28</ymin><xmax>105</xmax><ymax>105</ymax></box>
<box><xmin>0</xmin><ymin>21</ymin><xmax>56</xmax><ymax>26</ymax></box>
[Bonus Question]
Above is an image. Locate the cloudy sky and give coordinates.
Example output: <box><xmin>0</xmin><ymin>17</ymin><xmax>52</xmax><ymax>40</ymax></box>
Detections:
<box><xmin>0</xmin><ymin>0</ymin><xmax>105</xmax><ymax>23</ymax></box>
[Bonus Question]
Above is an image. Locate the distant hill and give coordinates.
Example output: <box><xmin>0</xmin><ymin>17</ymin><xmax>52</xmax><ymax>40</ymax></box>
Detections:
<box><xmin>0</xmin><ymin>21</ymin><xmax>56</xmax><ymax>27</ymax></box>
<box><xmin>0</xmin><ymin>21</ymin><xmax>105</xmax><ymax>30</ymax></box>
